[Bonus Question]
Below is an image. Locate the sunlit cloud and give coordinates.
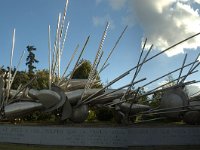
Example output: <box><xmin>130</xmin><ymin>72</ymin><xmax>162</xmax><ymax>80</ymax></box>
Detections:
<box><xmin>95</xmin><ymin>0</ymin><xmax>200</xmax><ymax>57</ymax></box>
<box><xmin>130</xmin><ymin>0</ymin><xmax>200</xmax><ymax>56</ymax></box>
<box><xmin>92</xmin><ymin>14</ymin><xmax>115</xmax><ymax>29</ymax></box>
<box><xmin>96</xmin><ymin>0</ymin><xmax>127</xmax><ymax>10</ymax></box>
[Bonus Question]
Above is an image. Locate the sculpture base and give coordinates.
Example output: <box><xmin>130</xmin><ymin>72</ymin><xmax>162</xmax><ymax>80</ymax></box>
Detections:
<box><xmin>0</xmin><ymin>124</ymin><xmax>199</xmax><ymax>148</ymax></box>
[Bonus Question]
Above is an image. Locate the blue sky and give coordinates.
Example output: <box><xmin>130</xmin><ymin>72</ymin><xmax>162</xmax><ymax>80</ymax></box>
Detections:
<box><xmin>0</xmin><ymin>0</ymin><xmax>200</xmax><ymax>93</ymax></box>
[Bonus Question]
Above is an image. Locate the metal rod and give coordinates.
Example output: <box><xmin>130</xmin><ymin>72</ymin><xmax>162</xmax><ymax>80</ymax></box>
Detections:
<box><xmin>65</xmin><ymin>36</ymin><xmax>90</xmax><ymax>87</ymax></box>
<box><xmin>190</xmin><ymin>90</ymin><xmax>200</xmax><ymax>97</ymax></box>
<box><xmin>9</xmin><ymin>76</ymin><xmax>37</xmax><ymax>100</ymax></box>
<box><xmin>60</xmin><ymin>22</ymin><xmax>70</xmax><ymax>57</ymax></box>
<box><xmin>134</xmin><ymin>38</ymin><xmax>147</xmax><ymax>74</ymax></box>
<box><xmin>180</xmin><ymin>61</ymin><xmax>200</xmax><ymax>83</ymax></box>
<box><xmin>142</xmin><ymin>78</ymin><xmax>198</xmax><ymax>99</ymax></box>
<box><xmin>131</xmin><ymin>44</ymin><xmax>153</xmax><ymax>88</ymax></box>
<box><xmin>134</xmin><ymin>117</ymin><xmax>166</xmax><ymax>124</ymax></box>
<box><xmin>140</xmin><ymin>109</ymin><xmax>189</xmax><ymax>117</ymax></box>
<box><xmin>106</xmin><ymin>99</ymin><xmax>126</xmax><ymax>107</ymax></box>
<box><xmin>5</xmin><ymin>29</ymin><xmax>16</xmax><ymax>104</ymax></box>
<box><xmin>102</xmin><ymin>79</ymin><xmax>146</xmax><ymax>107</ymax></box>
<box><xmin>122</xmin><ymin>44</ymin><xmax>153</xmax><ymax>102</ymax></box>
<box><xmin>123</xmin><ymin>32</ymin><xmax>200</xmax><ymax>80</ymax></box>
<box><xmin>10</xmin><ymin>50</ymin><xmax>26</xmax><ymax>88</ymax></box>
<box><xmin>141</xmin><ymin>60</ymin><xmax>198</xmax><ymax>89</ymax></box>
<box><xmin>89</xmin><ymin>83</ymin><xmax>132</xmax><ymax>102</ymax></box>
<box><xmin>128</xmin><ymin>87</ymin><xmax>141</xmax><ymax>117</ymax></box>
<box><xmin>99</xmin><ymin>25</ymin><xmax>128</xmax><ymax>73</ymax></box>
<box><xmin>93</xmin><ymin>51</ymin><xmax>104</xmax><ymax>83</ymax></box>
<box><xmin>142</xmin><ymin>32</ymin><xmax>200</xmax><ymax>66</ymax></box>
<box><xmin>140</xmin><ymin>104</ymin><xmax>200</xmax><ymax>115</ymax></box>
<box><xmin>59</xmin><ymin>0</ymin><xmax>69</xmax><ymax>40</ymax></box>
<box><xmin>59</xmin><ymin>44</ymin><xmax>79</xmax><ymax>85</ymax></box>
<box><xmin>188</xmin><ymin>52</ymin><xmax>200</xmax><ymax>73</ymax></box>
<box><xmin>99</xmin><ymin>63</ymin><xmax>109</xmax><ymax>73</ymax></box>
<box><xmin>96</xmin><ymin>51</ymin><xmax>104</xmax><ymax>73</ymax></box>
<box><xmin>52</xmin><ymin>13</ymin><xmax>62</xmax><ymax>79</ymax></box>
<box><xmin>85</xmin><ymin>22</ymin><xmax>109</xmax><ymax>91</ymax></box>
<box><xmin>48</xmin><ymin>25</ymin><xmax>52</xmax><ymax>90</ymax></box>
<box><xmin>81</xmin><ymin>70</ymin><xmax>132</xmax><ymax>104</ymax></box>
<box><xmin>135</xmin><ymin>44</ymin><xmax>153</xmax><ymax>77</ymax></box>
<box><xmin>177</xmin><ymin>54</ymin><xmax>187</xmax><ymax>84</ymax></box>
<box><xmin>58</xmin><ymin>22</ymin><xmax>61</xmax><ymax>79</ymax></box>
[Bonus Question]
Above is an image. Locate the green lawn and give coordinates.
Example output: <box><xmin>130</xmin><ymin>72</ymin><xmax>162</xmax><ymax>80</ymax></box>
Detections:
<box><xmin>0</xmin><ymin>143</ymin><xmax>120</xmax><ymax>150</ymax></box>
<box><xmin>0</xmin><ymin>144</ymin><xmax>200</xmax><ymax>150</ymax></box>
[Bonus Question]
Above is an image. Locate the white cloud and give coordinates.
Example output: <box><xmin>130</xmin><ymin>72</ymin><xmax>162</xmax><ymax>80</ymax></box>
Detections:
<box><xmin>194</xmin><ymin>0</ymin><xmax>200</xmax><ymax>4</ymax></box>
<box><xmin>95</xmin><ymin>0</ymin><xmax>134</xmax><ymax>27</ymax></box>
<box><xmin>186</xmin><ymin>83</ymin><xmax>200</xmax><ymax>97</ymax></box>
<box><xmin>122</xmin><ymin>15</ymin><xmax>135</xmax><ymax>27</ymax></box>
<box><xmin>95</xmin><ymin>0</ymin><xmax>200</xmax><ymax>55</ymax></box>
<box><xmin>107</xmin><ymin>0</ymin><xmax>127</xmax><ymax>10</ymax></box>
<box><xmin>158</xmin><ymin>80</ymin><xmax>168</xmax><ymax>86</ymax></box>
<box><xmin>198</xmin><ymin>56</ymin><xmax>200</xmax><ymax>61</ymax></box>
<box><xmin>93</xmin><ymin>15</ymin><xmax>115</xmax><ymax>29</ymax></box>
<box><xmin>96</xmin><ymin>0</ymin><xmax>127</xmax><ymax>10</ymax></box>
<box><xmin>130</xmin><ymin>0</ymin><xmax>200</xmax><ymax>57</ymax></box>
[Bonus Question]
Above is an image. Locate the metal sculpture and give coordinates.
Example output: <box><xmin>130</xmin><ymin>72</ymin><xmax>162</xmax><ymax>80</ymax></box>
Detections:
<box><xmin>0</xmin><ymin>0</ymin><xmax>200</xmax><ymax>125</ymax></box>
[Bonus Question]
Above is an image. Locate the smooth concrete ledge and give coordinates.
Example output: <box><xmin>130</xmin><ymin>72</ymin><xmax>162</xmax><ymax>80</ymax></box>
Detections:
<box><xmin>0</xmin><ymin>125</ymin><xmax>199</xmax><ymax>148</ymax></box>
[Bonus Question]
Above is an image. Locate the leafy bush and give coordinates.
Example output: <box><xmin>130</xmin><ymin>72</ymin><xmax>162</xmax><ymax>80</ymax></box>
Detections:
<box><xmin>86</xmin><ymin>110</ymin><xmax>96</xmax><ymax>121</ymax></box>
<box><xmin>95</xmin><ymin>107</ymin><xmax>113</xmax><ymax>121</ymax></box>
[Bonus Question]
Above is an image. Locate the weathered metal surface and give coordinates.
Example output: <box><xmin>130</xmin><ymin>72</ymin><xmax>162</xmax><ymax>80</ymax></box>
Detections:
<box><xmin>28</xmin><ymin>89</ymin><xmax>39</xmax><ymax>99</ymax></box>
<box><xmin>70</xmin><ymin>105</ymin><xmax>89</xmax><ymax>123</ymax></box>
<box><xmin>44</xmin><ymin>86</ymin><xmax>66</xmax><ymax>112</ymax></box>
<box><xmin>119</xmin><ymin>102</ymin><xmax>151</xmax><ymax>114</ymax></box>
<box><xmin>37</xmin><ymin>90</ymin><xmax>61</xmax><ymax>109</ymax></box>
<box><xmin>4</xmin><ymin>101</ymin><xmax>43</xmax><ymax>118</ymax></box>
<box><xmin>183</xmin><ymin>111</ymin><xmax>200</xmax><ymax>124</ymax></box>
<box><xmin>160</xmin><ymin>87</ymin><xmax>189</xmax><ymax>118</ymax></box>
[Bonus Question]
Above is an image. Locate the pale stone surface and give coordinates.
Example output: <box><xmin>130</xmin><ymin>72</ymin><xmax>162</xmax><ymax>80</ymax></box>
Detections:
<box><xmin>128</xmin><ymin>127</ymin><xmax>200</xmax><ymax>146</ymax></box>
<box><xmin>0</xmin><ymin>125</ymin><xmax>199</xmax><ymax>147</ymax></box>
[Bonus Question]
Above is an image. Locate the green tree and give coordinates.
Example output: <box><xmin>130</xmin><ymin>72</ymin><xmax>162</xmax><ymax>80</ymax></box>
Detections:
<box><xmin>72</xmin><ymin>60</ymin><xmax>92</xmax><ymax>79</ymax></box>
<box><xmin>11</xmin><ymin>69</ymin><xmax>49</xmax><ymax>90</ymax></box>
<box><xmin>33</xmin><ymin>69</ymin><xmax>49</xmax><ymax>89</ymax></box>
<box><xmin>72</xmin><ymin>59</ymin><xmax>102</xmax><ymax>88</ymax></box>
<box><xmin>137</xmin><ymin>87</ymin><xmax>150</xmax><ymax>105</ymax></box>
<box><xmin>12</xmin><ymin>71</ymin><xmax>29</xmax><ymax>89</ymax></box>
<box><xmin>26</xmin><ymin>46</ymin><xmax>39</xmax><ymax>75</ymax></box>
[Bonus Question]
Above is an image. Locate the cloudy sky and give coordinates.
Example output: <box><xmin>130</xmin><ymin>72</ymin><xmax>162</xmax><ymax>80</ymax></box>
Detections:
<box><xmin>0</xmin><ymin>0</ymin><xmax>200</xmax><ymax>93</ymax></box>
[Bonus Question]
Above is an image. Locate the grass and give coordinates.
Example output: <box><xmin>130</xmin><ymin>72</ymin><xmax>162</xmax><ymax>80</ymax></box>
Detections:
<box><xmin>0</xmin><ymin>143</ymin><xmax>200</xmax><ymax>150</ymax></box>
<box><xmin>0</xmin><ymin>143</ymin><xmax>121</xmax><ymax>150</ymax></box>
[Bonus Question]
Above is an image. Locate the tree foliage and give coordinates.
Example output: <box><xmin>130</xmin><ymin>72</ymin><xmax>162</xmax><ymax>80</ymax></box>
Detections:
<box><xmin>12</xmin><ymin>70</ymin><xmax>29</xmax><ymax>89</ymax></box>
<box><xmin>72</xmin><ymin>59</ymin><xmax>102</xmax><ymax>88</ymax></box>
<box><xmin>72</xmin><ymin>60</ymin><xmax>92</xmax><ymax>79</ymax></box>
<box><xmin>95</xmin><ymin>107</ymin><xmax>113</xmax><ymax>121</ymax></box>
<box><xmin>26</xmin><ymin>46</ymin><xmax>39</xmax><ymax>75</ymax></box>
<box><xmin>11</xmin><ymin>69</ymin><xmax>49</xmax><ymax>90</ymax></box>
